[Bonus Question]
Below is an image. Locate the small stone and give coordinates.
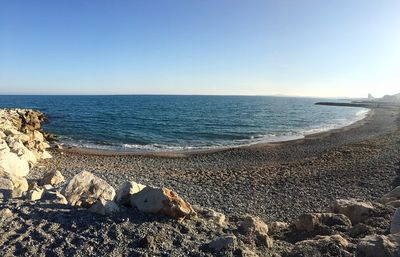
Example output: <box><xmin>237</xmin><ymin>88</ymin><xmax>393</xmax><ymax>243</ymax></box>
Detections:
<box><xmin>357</xmin><ymin>234</ymin><xmax>400</xmax><ymax>257</ymax></box>
<box><xmin>269</xmin><ymin>221</ymin><xmax>289</xmax><ymax>234</ymax></box>
<box><xmin>89</xmin><ymin>198</ymin><xmax>120</xmax><ymax>215</ymax></box>
<box><xmin>0</xmin><ymin>208</ymin><xmax>13</xmax><ymax>219</ymax></box>
<box><xmin>238</xmin><ymin>215</ymin><xmax>273</xmax><ymax>248</ymax></box>
<box><xmin>27</xmin><ymin>187</ymin><xmax>44</xmax><ymax>201</ymax></box>
<box><xmin>193</xmin><ymin>205</ymin><xmax>226</xmax><ymax>226</ymax></box>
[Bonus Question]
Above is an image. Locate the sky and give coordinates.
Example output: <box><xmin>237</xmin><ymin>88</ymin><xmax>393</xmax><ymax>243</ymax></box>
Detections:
<box><xmin>0</xmin><ymin>0</ymin><xmax>399</xmax><ymax>97</ymax></box>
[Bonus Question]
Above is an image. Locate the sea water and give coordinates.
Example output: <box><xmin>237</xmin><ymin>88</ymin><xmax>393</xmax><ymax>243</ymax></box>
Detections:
<box><xmin>0</xmin><ymin>95</ymin><xmax>369</xmax><ymax>152</ymax></box>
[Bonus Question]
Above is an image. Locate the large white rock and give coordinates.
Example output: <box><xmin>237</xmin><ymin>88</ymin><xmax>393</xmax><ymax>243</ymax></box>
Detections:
<box><xmin>63</xmin><ymin>170</ymin><xmax>116</xmax><ymax>207</ymax></box>
<box><xmin>89</xmin><ymin>198</ymin><xmax>120</xmax><ymax>215</ymax></box>
<box><xmin>0</xmin><ymin>151</ymin><xmax>30</xmax><ymax>177</ymax></box>
<box><xmin>115</xmin><ymin>181</ymin><xmax>146</xmax><ymax>205</ymax></box>
<box><xmin>130</xmin><ymin>186</ymin><xmax>196</xmax><ymax>220</ymax></box>
<box><xmin>0</xmin><ymin>171</ymin><xmax>29</xmax><ymax>198</ymax></box>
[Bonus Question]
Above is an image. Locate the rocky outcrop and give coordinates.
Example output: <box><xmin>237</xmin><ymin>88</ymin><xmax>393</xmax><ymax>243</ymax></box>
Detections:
<box><xmin>238</xmin><ymin>215</ymin><xmax>273</xmax><ymax>248</ymax></box>
<box><xmin>63</xmin><ymin>170</ymin><xmax>116</xmax><ymax>207</ymax></box>
<box><xmin>130</xmin><ymin>186</ymin><xmax>196</xmax><ymax>220</ymax></box>
<box><xmin>0</xmin><ymin>109</ymin><xmax>52</xmax><ymax>180</ymax></box>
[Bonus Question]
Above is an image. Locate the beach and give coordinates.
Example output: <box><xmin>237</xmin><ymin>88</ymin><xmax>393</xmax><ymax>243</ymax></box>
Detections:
<box><xmin>28</xmin><ymin>106</ymin><xmax>400</xmax><ymax>223</ymax></box>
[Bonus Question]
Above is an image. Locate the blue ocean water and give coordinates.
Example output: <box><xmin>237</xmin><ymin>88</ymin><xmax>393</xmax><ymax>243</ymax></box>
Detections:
<box><xmin>0</xmin><ymin>95</ymin><xmax>368</xmax><ymax>151</ymax></box>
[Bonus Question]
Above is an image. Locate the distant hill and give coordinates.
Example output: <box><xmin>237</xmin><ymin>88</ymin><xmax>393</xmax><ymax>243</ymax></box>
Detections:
<box><xmin>381</xmin><ymin>93</ymin><xmax>400</xmax><ymax>103</ymax></box>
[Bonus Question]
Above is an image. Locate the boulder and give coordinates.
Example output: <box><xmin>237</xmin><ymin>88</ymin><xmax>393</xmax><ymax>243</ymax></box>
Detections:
<box><xmin>63</xmin><ymin>171</ymin><xmax>116</xmax><ymax>207</ymax></box>
<box><xmin>130</xmin><ymin>186</ymin><xmax>195</xmax><ymax>220</ymax></box>
<box><xmin>332</xmin><ymin>198</ymin><xmax>374</xmax><ymax>224</ymax></box>
<box><xmin>206</xmin><ymin>235</ymin><xmax>237</xmax><ymax>252</ymax></box>
<box><xmin>89</xmin><ymin>198</ymin><xmax>120</xmax><ymax>215</ymax></box>
<box><xmin>295</xmin><ymin>213</ymin><xmax>352</xmax><ymax>232</ymax></box>
<box><xmin>41</xmin><ymin>150</ymin><xmax>52</xmax><ymax>159</ymax></box>
<box><xmin>357</xmin><ymin>234</ymin><xmax>400</xmax><ymax>257</ymax></box>
<box><xmin>238</xmin><ymin>215</ymin><xmax>273</xmax><ymax>248</ymax></box>
<box><xmin>0</xmin><ymin>171</ymin><xmax>29</xmax><ymax>198</ymax></box>
<box><xmin>390</xmin><ymin>208</ymin><xmax>400</xmax><ymax>234</ymax></box>
<box><xmin>115</xmin><ymin>181</ymin><xmax>146</xmax><ymax>206</ymax></box>
<box><xmin>193</xmin><ymin>205</ymin><xmax>226</xmax><ymax>226</ymax></box>
<box><xmin>288</xmin><ymin>234</ymin><xmax>350</xmax><ymax>257</ymax></box>
<box><xmin>0</xmin><ymin>151</ymin><xmax>30</xmax><ymax>177</ymax></box>
<box><xmin>41</xmin><ymin>170</ymin><xmax>65</xmax><ymax>186</ymax></box>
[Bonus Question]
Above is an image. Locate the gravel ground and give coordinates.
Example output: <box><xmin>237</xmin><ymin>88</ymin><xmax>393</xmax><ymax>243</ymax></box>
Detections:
<box><xmin>29</xmin><ymin>107</ymin><xmax>400</xmax><ymax>222</ymax></box>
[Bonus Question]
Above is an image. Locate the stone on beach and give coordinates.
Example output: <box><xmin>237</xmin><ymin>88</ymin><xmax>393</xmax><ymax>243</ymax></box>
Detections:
<box><xmin>238</xmin><ymin>215</ymin><xmax>273</xmax><ymax>248</ymax></box>
<box><xmin>26</xmin><ymin>187</ymin><xmax>45</xmax><ymax>201</ymax></box>
<box><xmin>288</xmin><ymin>234</ymin><xmax>350</xmax><ymax>257</ymax></box>
<box><xmin>295</xmin><ymin>212</ymin><xmax>351</xmax><ymax>232</ymax></box>
<box><xmin>0</xmin><ymin>171</ymin><xmax>28</xmax><ymax>199</ymax></box>
<box><xmin>41</xmin><ymin>190</ymin><xmax>68</xmax><ymax>204</ymax></box>
<box><xmin>0</xmin><ymin>151</ymin><xmax>30</xmax><ymax>177</ymax></box>
<box><xmin>115</xmin><ymin>181</ymin><xmax>146</xmax><ymax>206</ymax></box>
<box><xmin>206</xmin><ymin>235</ymin><xmax>237</xmax><ymax>252</ymax></box>
<box><xmin>41</xmin><ymin>170</ymin><xmax>65</xmax><ymax>186</ymax></box>
<box><xmin>390</xmin><ymin>208</ymin><xmax>400</xmax><ymax>234</ymax></box>
<box><xmin>193</xmin><ymin>205</ymin><xmax>226</xmax><ymax>226</ymax></box>
<box><xmin>357</xmin><ymin>233</ymin><xmax>400</xmax><ymax>257</ymax></box>
<box><xmin>63</xmin><ymin>170</ymin><xmax>116</xmax><ymax>207</ymax></box>
<box><xmin>89</xmin><ymin>198</ymin><xmax>120</xmax><ymax>215</ymax></box>
<box><xmin>332</xmin><ymin>198</ymin><xmax>374</xmax><ymax>224</ymax></box>
<box><xmin>130</xmin><ymin>186</ymin><xmax>195</xmax><ymax>219</ymax></box>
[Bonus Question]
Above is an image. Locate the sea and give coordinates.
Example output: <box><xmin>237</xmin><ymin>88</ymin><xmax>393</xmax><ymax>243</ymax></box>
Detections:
<box><xmin>0</xmin><ymin>95</ymin><xmax>369</xmax><ymax>152</ymax></box>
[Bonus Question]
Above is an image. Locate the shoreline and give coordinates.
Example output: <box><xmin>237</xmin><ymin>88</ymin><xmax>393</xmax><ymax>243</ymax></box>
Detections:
<box><xmin>60</xmin><ymin>107</ymin><xmax>373</xmax><ymax>158</ymax></box>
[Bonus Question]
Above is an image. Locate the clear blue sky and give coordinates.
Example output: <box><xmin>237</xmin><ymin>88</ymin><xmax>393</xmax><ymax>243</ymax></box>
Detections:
<box><xmin>0</xmin><ymin>0</ymin><xmax>399</xmax><ymax>97</ymax></box>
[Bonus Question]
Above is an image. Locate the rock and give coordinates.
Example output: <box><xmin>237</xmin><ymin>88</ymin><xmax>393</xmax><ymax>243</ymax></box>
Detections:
<box><xmin>41</xmin><ymin>150</ymin><xmax>52</xmax><ymax>159</ymax></box>
<box><xmin>288</xmin><ymin>234</ymin><xmax>350</xmax><ymax>257</ymax></box>
<box><xmin>390</xmin><ymin>208</ymin><xmax>400</xmax><ymax>234</ymax></box>
<box><xmin>41</xmin><ymin>170</ymin><xmax>65</xmax><ymax>186</ymax></box>
<box><xmin>386</xmin><ymin>200</ymin><xmax>400</xmax><ymax>208</ymax></box>
<box><xmin>238</xmin><ymin>215</ymin><xmax>273</xmax><ymax>248</ymax></box>
<box><xmin>332</xmin><ymin>198</ymin><xmax>374</xmax><ymax>224</ymax></box>
<box><xmin>206</xmin><ymin>235</ymin><xmax>237</xmax><ymax>252</ymax></box>
<box><xmin>0</xmin><ymin>171</ymin><xmax>28</xmax><ymax>198</ymax></box>
<box><xmin>0</xmin><ymin>131</ymin><xmax>6</xmax><ymax>139</ymax></box>
<box><xmin>63</xmin><ymin>171</ymin><xmax>116</xmax><ymax>207</ymax></box>
<box><xmin>269</xmin><ymin>221</ymin><xmax>289</xmax><ymax>234</ymax></box>
<box><xmin>295</xmin><ymin>213</ymin><xmax>351</xmax><ymax>232</ymax></box>
<box><xmin>130</xmin><ymin>186</ymin><xmax>195</xmax><ymax>220</ymax></box>
<box><xmin>43</xmin><ymin>184</ymin><xmax>54</xmax><ymax>190</ymax></box>
<box><xmin>193</xmin><ymin>205</ymin><xmax>226</xmax><ymax>226</ymax></box>
<box><xmin>357</xmin><ymin>234</ymin><xmax>400</xmax><ymax>257</ymax></box>
<box><xmin>42</xmin><ymin>190</ymin><xmax>68</xmax><ymax>204</ymax></box>
<box><xmin>237</xmin><ymin>247</ymin><xmax>259</xmax><ymax>257</ymax></box>
<box><xmin>33</xmin><ymin>130</ymin><xmax>44</xmax><ymax>142</ymax></box>
<box><xmin>381</xmin><ymin>186</ymin><xmax>400</xmax><ymax>203</ymax></box>
<box><xmin>27</xmin><ymin>187</ymin><xmax>44</xmax><ymax>201</ymax></box>
<box><xmin>89</xmin><ymin>198</ymin><xmax>120</xmax><ymax>215</ymax></box>
<box><xmin>115</xmin><ymin>181</ymin><xmax>146</xmax><ymax>206</ymax></box>
<box><xmin>0</xmin><ymin>208</ymin><xmax>13</xmax><ymax>219</ymax></box>
<box><xmin>0</xmin><ymin>151</ymin><xmax>30</xmax><ymax>177</ymax></box>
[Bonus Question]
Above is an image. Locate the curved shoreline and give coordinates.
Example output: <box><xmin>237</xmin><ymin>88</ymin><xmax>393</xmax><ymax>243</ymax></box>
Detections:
<box><xmin>60</xmin><ymin>108</ymin><xmax>373</xmax><ymax>157</ymax></box>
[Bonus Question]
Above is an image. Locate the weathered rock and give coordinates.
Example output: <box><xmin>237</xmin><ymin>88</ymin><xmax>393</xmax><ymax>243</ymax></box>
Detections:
<box><xmin>269</xmin><ymin>221</ymin><xmax>289</xmax><ymax>234</ymax></box>
<box><xmin>0</xmin><ymin>151</ymin><xmax>30</xmax><ymax>177</ymax></box>
<box><xmin>63</xmin><ymin>171</ymin><xmax>116</xmax><ymax>207</ymax></box>
<box><xmin>295</xmin><ymin>213</ymin><xmax>352</xmax><ymax>232</ymax></box>
<box><xmin>381</xmin><ymin>186</ymin><xmax>400</xmax><ymax>204</ymax></box>
<box><xmin>357</xmin><ymin>234</ymin><xmax>400</xmax><ymax>257</ymax></box>
<box><xmin>130</xmin><ymin>186</ymin><xmax>195</xmax><ymax>220</ymax></box>
<box><xmin>27</xmin><ymin>187</ymin><xmax>44</xmax><ymax>201</ymax></box>
<box><xmin>0</xmin><ymin>171</ymin><xmax>28</xmax><ymax>198</ymax></box>
<box><xmin>390</xmin><ymin>208</ymin><xmax>400</xmax><ymax>234</ymax></box>
<box><xmin>288</xmin><ymin>234</ymin><xmax>350</xmax><ymax>257</ymax></box>
<box><xmin>238</xmin><ymin>215</ymin><xmax>273</xmax><ymax>248</ymax></box>
<box><xmin>89</xmin><ymin>198</ymin><xmax>120</xmax><ymax>215</ymax></box>
<box><xmin>41</xmin><ymin>170</ymin><xmax>65</xmax><ymax>186</ymax></box>
<box><xmin>42</xmin><ymin>190</ymin><xmax>68</xmax><ymax>204</ymax></box>
<box><xmin>332</xmin><ymin>198</ymin><xmax>374</xmax><ymax>224</ymax></box>
<box><xmin>206</xmin><ymin>235</ymin><xmax>237</xmax><ymax>252</ymax></box>
<box><xmin>193</xmin><ymin>205</ymin><xmax>226</xmax><ymax>226</ymax></box>
<box><xmin>41</xmin><ymin>150</ymin><xmax>52</xmax><ymax>159</ymax></box>
<box><xmin>115</xmin><ymin>181</ymin><xmax>146</xmax><ymax>206</ymax></box>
